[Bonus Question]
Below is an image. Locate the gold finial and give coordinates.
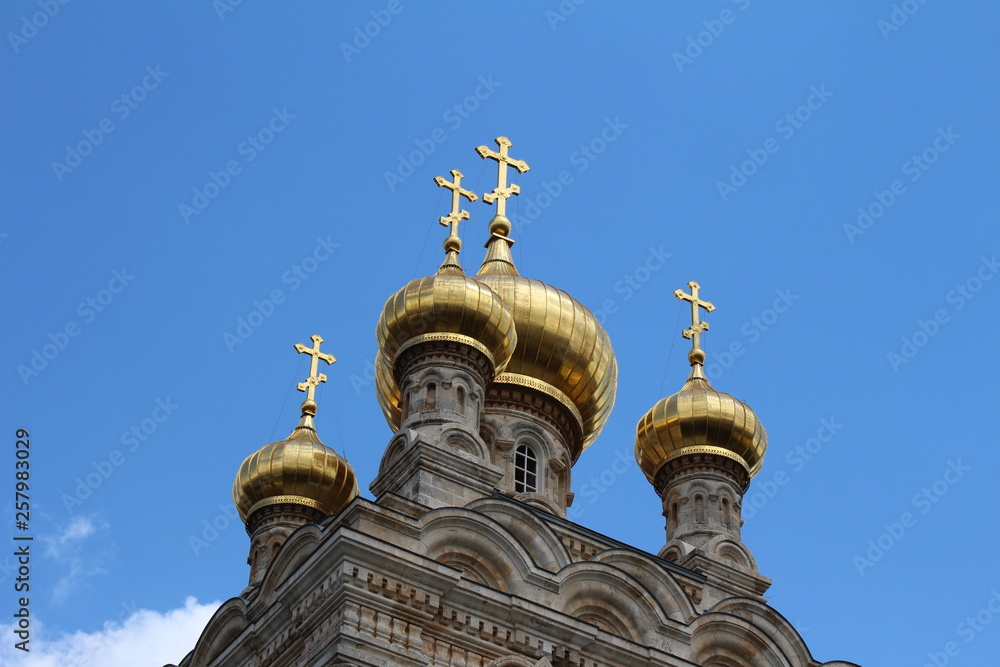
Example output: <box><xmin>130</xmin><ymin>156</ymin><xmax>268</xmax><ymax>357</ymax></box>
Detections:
<box><xmin>434</xmin><ymin>169</ymin><xmax>477</xmax><ymax>253</ymax></box>
<box><xmin>294</xmin><ymin>334</ymin><xmax>336</xmax><ymax>415</ymax></box>
<box><xmin>476</xmin><ymin>136</ymin><xmax>530</xmax><ymax>224</ymax></box>
<box><xmin>674</xmin><ymin>281</ymin><xmax>715</xmax><ymax>366</ymax></box>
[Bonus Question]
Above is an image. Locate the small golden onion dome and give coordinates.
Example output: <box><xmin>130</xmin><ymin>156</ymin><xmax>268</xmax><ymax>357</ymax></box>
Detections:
<box><xmin>233</xmin><ymin>407</ymin><xmax>359</xmax><ymax>522</ymax></box>
<box><xmin>473</xmin><ymin>215</ymin><xmax>618</xmax><ymax>456</ymax></box>
<box><xmin>375</xmin><ymin>244</ymin><xmax>517</xmax><ymax>420</ymax></box>
<box><xmin>635</xmin><ymin>359</ymin><xmax>767</xmax><ymax>485</ymax></box>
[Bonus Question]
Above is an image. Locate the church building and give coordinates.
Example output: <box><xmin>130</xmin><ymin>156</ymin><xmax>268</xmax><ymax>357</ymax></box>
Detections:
<box><xmin>169</xmin><ymin>136</ymin><xmax>858</xmax><ymax>667</ymax></box>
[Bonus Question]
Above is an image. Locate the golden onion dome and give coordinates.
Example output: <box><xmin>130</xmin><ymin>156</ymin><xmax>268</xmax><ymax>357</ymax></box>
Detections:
<box><xmin>377</xmin><ymin>249</ymin><xmax>516</xmax><ymax>372</ymax></box>
<box><xmin>473</xmin><ymin>214</ymin><xmax>618</xmax><ymax>456</ymax></box>
<box><xmin>635</xmin><ymin>289</ymin><xmax>767</xmax><ymax>486</ymax></box>
<box><xmin>375</xmin><ymin>234</ymin><xmax>517</xmax><ymax>423</ymax></box>
<box><xmin>233</xmin><ymin>402</ymin><xmax>359</xmax><ymax>522</ymax></box>
<box><xmin>373</xmin><ymin>350</ymin><xmax>401</xmax><ymax>429</ymax></box>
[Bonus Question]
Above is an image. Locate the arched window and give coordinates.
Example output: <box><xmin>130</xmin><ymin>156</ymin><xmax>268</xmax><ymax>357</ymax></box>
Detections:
<box><xmin>426</xmin><ymin>382</ymin><xmax>436</xmax><ymax>409</ymax></box>
<box><xmin>456</xmin><ymin>385</ymin><xmax>466</xmax><ymax>415</ymax></box>
<box><xmin>514</xmin><ymin>444</ymin><xmax>538</xmax><ymax>493</ymax></box>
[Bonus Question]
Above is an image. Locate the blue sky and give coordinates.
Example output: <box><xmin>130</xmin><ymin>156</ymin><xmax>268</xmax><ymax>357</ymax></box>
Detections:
<box><xmin>2</xmin><ymin>2</ymin><xmax>998</xmax><ymax>665</ymax></box>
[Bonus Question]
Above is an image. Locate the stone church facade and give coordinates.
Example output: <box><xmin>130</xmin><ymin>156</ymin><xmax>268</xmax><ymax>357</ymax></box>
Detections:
<box><xmin>169</xmin><ymin>138</ymin><xmax>858</xmax><ymax>667</ymax></box>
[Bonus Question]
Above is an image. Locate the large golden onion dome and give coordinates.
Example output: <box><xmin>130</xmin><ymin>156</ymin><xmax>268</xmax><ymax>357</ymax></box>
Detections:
<box><xmin>473</xmin><ymin>214</ymin><xmax>618</xmax><ymax>456</ymax></box>
<box><xmin>233</xmin><ymin>404</ymin><xmax>359</xmax><ymax>521</ymax></box>
<box><xmin>635</xmin><ymin>283</ymin><xmax>766</xmax><ymax>486</ymax></box>
<box><xmin>374</xmin><ymin>187</ymin><xmax>517</xmax><ymax>426</ymax></box>
<box><xmin>376</xmin><ymin>249</ymin><xmax>516</xmax><ymax>376</ymax></box>
<box><xmin>376</xmin><ymin>142</ymin><xmax>616</xmax><ymax>459</ymax></box>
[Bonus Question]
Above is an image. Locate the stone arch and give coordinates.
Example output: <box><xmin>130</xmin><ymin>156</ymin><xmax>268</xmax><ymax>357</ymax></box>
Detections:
<box><xmin>378</xmin><ymin>429</ymin><xmax>415</xmax><ymax>474</ymax></box>
<box><xmin>485</xmin><ymin>656</ymin><xmax>546</xmax><ymax>667</ymax></box>
<box><xmin>703</xmin><ymin>534</ymin><xmax>758</xmax><ymax>572</ymax></box>
<box><xmin>408</xmin><ymin>367</ymin><xmax>445</xmax><ymax>412</ymax></box>
<box><xmin>680</xmin><ymin>480</ymin><xmax>710</xmax><ymax>523</ymax></box>
<box><xmin>441</xmin><ymin>426</ymin><xmax>490</xmax><ymax>460</ymax></box>
<box><xmin>417</xmin><ymin>509</ymin><xmax>540</xmax><ymax>594</ymax></box>
<box><xmin>258</xmin><ymin>523</ymin><xmax>323</xmax><ymax>607</ymax></box>
<box><xmin>691</xmin><ymin>614</ymin><xmax>790</xmax><ymax>666</ymax></box>
<box><xmin>692</xmin><ymin>597</ymin><xmax>826</xmax><ymax>667</ymax></box>
<box><xmin>511</xmin><ymin>422</ymin><xmax>559</xmax><ymax>467</ymax></box>
<box><xmin>465</xmin><ymin>497</ymin><xmax>571</xmax><ymax>573</ymax></box>
<box><xmin>479</xmin><ymin>415</ymin><xmax>500</xmax><ymax>452</ymax></box>
<box><xmin>556</xmin><ymin>562</ymin><xmax>671</xmax><ymax>646</ymax></box>
<box><xmin>660</xmin><ymin>543</ymin><xmax>683</xmax><ymax>564</ymax></box>
<box><xmin>481</xmin><ymin>413</ymin><xmax>508</xmax><ymax>441</ymax></box>
<box><xmin>589</xmin><ymin>549</ymin><xmax>698</xmax><ymax>622</ymax></box>
<box><xmin>186</xmin><ymin>597</ymin><xmax>247</xmax><ymax>667</ymax></box>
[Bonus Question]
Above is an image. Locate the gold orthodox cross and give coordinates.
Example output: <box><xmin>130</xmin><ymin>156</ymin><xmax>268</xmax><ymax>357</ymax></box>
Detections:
<box><xmin>294</xmin><ymin>334</ymin><xmax>336</xmax><ymax>402</ymax></box>
<box><xmin>434</xmin><ymin>169</ymin><xmax>477</xmax><ymax>249</ymax></box>
<box><xmin>674</xmin><ymin>281</ymin><xmax>715</xmax><ymax>355</ymax></box>
<box><xmin>475</xmin><ymin>136</ymin><xmax>530</xmax><ymax>219</ymax></box>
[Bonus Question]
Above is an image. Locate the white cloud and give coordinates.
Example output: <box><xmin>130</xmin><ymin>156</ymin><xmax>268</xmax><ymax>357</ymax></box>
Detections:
<box><xmin>39</xmin><ymin>515</ymin><xmax>112</xmax><ymax>604</ymax></box>
<box><xmin>42</xmin><ymin>515</ymin><xmax>108</xmax><ymax>559</ymax></box>
<box><xmin>0</xmin><ymin>597</ymin><xmax>220</xmax><ymax>667</ymax></box>
<box><xmin>60</xmin><ymin>516</ymin><xmax>98</xmax><ymax>543</ymax></box>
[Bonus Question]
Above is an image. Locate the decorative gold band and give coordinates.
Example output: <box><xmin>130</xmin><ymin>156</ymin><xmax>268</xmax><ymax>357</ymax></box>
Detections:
<box><xmin>245</xmin><ymin>495</ymin><xmax>329</xmax><ymax>520</ymax></box>
<box><xmin>661</xmin><ymin>446</ymin><xmax>752</xmax><ymax>475</ymax></box>
<box><xmin>493</xmin><ymin>372</ymin><xmax>584</xmax><ymax>432</ymax></box>
<box><xmin>394</xmin><ymin>332</ymin><xmax>496</xmax><ymax>370</ymax></box>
